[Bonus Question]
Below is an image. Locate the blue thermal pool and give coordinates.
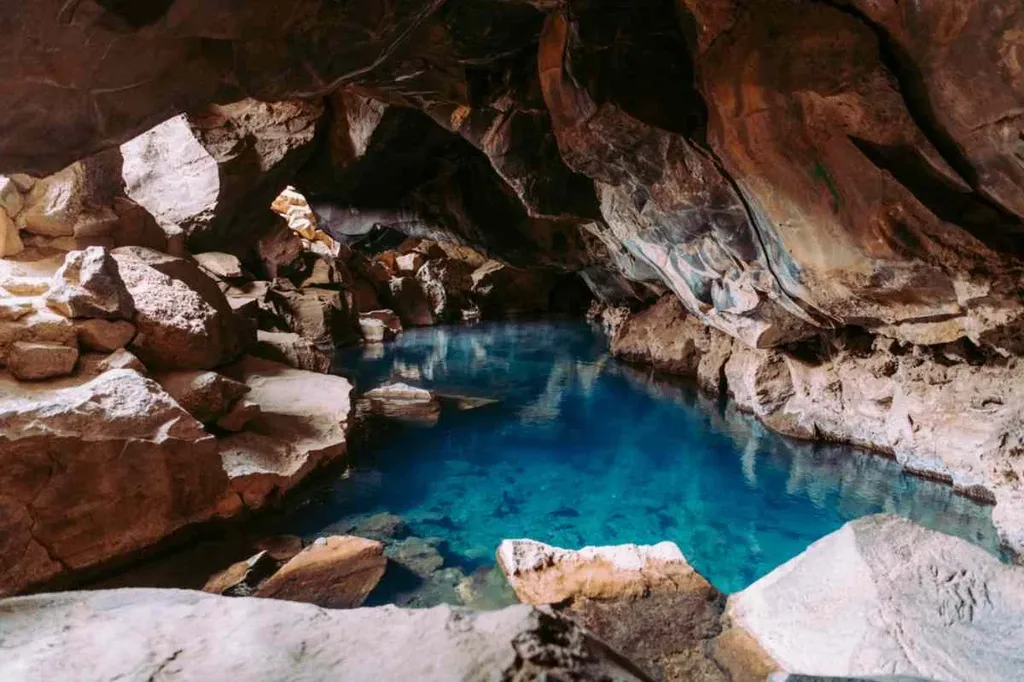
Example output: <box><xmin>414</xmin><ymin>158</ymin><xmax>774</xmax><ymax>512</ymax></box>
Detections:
<box><xmin>285</xmin><ymin>320</ymin><xmax>1001</xmax><ymax>595</ymax></box>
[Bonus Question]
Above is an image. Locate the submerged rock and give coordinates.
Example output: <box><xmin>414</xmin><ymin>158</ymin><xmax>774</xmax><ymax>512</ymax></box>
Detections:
<box><xmin>726</xmin><ymin>515</ymin><xmax>1024</xmax><ymax>682</ymax></box>
<box><xmin>497</xmin><ymin>539</ymin><xmax>711</xmax><ymax>604</ymax></box>
<box><xmin>0</xmin><ymin>589</ymin><xmax>651</xmax><ymax>681</ymax></box>
<box><xmin>256</xmin><ymin>535</ymin><xmax>386</xmax><ymax>609</ymax></box>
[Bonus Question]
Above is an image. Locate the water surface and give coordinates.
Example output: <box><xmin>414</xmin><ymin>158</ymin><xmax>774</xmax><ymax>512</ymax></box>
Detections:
<box><xmin>287</xmin><ymin>321</ymin><xmax>1000</xmax><ymax>594</ymax></box>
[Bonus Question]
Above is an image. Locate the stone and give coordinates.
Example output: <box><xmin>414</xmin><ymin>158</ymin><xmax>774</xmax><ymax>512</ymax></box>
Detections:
<box><xmin>0</xmin><ymin>176</ymin><xmax>23</xmax><ymax>217</ymax></box>
<box><xmin>358</xmin><ymin>310</ymin><xmax>402</xmax><ymax>344</ymax></box>
<box><xmin>216</xmin><ymin>399</ymin><xmax>262</xmax><ymax>433</ymax></box>
<box><xmin>386</xmin><ymin>536</ymin><xmax>445</xmax><ymax>579</ymax></box>
<box><xmin>0</xmin><ymin>590</ymin><xmax>649</xmax><ymax>681</ymax></box>
<box><xmin>416</xmin><ymin>257</ymin><xmax>475</xmax><ymax>321</ymax></box>
<box><xmin>195</xmin><ymin>252</ymin><xmax>244</xmax><ymax>280</ymax></box>
<box><xmin>388</xmin><ymin>277</ymin><xmax>435</xmax><ymax>327</ymax></box>
<box><xmin>344</xmin><ymin>512</ymin><xmax>410</xmax><ymax>542</ymax></box>
<box><xmin>395</xmin><ymin>251</ymin><xmax>425</xmax><ymax>275</ymax></box>
<box><xmin>0</xmin><ymin>211</ymin><xmax>23</xmax><ymax>258</ymax></box>
<box><xmin>155</xmin><ymin>370</ymin><xmax>250</xmax><ymax>424</ymax></box>
<box><xmin>256</xmin><ymin>535</ymin><xmax>386</xmax><ymax>609</ymax></box>
<box><xmin>470</xmin><ymin>260</ymin><xmax>560</xmax><ymax>318</ymax></box>
<box><xmin>270</xmin><ymin>286</ymin><xmax>359</xmax><ymax>347</ymax></box>
<box><xmin>0</xmin><ymin>308</ymin><xmax>77</xmax><ymax>366</ymax></box>
<box><xmin>8</xmin><ymin>174</ymin><xmax>34</xmax><ymax>193</ymax></box>
<box><xmin>7</xmin><ymin>341</ymin><xmax>78</xmax><ymax>381</ymax></box>
<box><xmin>364</xmin><ymin>382</ymin><xmax>441</xmax><ymax>427</ymax></box>
<box><xmin>727</xmin><ymin>515</ymin><xmax>1024</xmax><ymax>682</ymax></box>
<box><xmin>112</xmin><ymin>247</ymin><xmax>244</xmax><ymax>370</ymax></box>
<box><xmin>0</xmin><ymin>298</ymin><xmax>34</xmax><ymax>322</ymax></box>
<box><xmin>43</xmin><ymin>247</ymin><xmax>135</xmax><ymax>319</ymax></box>
<box><xmin>203</xmin><ymin>551</ymin><xmax>279</xmax><ymax>597</ymax></box>
<box><xmin>255</xmin><ymin>217</ymin><xmax>305</xmax><ymax>279</ymax></box>
<box><xmin>17</xmin><ymin>163</ymin><xmax>83</xmax><ymax>237</ymax></box>
<box><xmin>497</xmin><ymin>539</ymin><xmax>711</xmax><ymax>605</ymax></box>
<box><xmin>74</xmin><ymin>319</ymin><xmax>136</xmax><ymax>352</ymax></box>
<box><xmin>78</xmin><ymin>348</ymin><xmax>148</xmax><ymax>376</ymax></box>
<box><xmin>253</xmin><ymin>330</ymin><xmax>332</xmax><ymax>374</ymax></box>
<box><xmin>218</xmin><ymin>356</ymin><xmax>353</xmax><ymax>509</ymax></box>
<box><xmin>0</xmin><ymin>370</ymin><xmax>231</xmax><ymax>595</ymax></box>
<box><xmin>255</xmin><ymin>535</ymin><xmax>305</xmax><ymax>563</ymax></box>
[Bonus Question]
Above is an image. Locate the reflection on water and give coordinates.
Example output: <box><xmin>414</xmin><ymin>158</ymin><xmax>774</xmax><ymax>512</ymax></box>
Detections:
<box><xmin>288</xmin><ymin>321</ymin><xmax>1000</xmax><ymax>594</ymax></box>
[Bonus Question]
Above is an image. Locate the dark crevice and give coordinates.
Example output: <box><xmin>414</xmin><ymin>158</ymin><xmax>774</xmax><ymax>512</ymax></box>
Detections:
<box><xmin>821</xmin><ymin>0</ymin><xmax>1024</xmax><ymax>256</ymax></box>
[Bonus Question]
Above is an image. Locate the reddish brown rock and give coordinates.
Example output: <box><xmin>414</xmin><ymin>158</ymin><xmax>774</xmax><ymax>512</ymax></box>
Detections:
<box><xmin>388</xmin><ymin>277</ymin><xmax>435</xmax><ymax>327</ymax></box>
<box><xmin>256</xmin><ymin>535</ymin><xmax>386</xmax><ymax>609</ymax></box>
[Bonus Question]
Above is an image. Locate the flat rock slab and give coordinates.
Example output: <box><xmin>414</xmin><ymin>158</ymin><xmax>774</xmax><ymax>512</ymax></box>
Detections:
<box><xmin>727</xmin><ymin>515</ymin><xmax>1024</xmax><ymax>682</ymax></box>
<box><xmin>256</xmin><ymin>535</ymin><xmax>386</xmax><ymax>609</ymax></box>
<box><xmin>0</xmin><ymin>589</ymin><xmax>652</xmax><ymax>681</ymax></box>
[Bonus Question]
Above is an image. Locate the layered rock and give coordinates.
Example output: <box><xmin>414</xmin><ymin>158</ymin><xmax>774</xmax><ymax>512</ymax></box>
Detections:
<box><xmin>0</xmin><ymin>589</ymin><xmax>650</xmax><ymax>681</ymax></box>
<box><xmin>724</xmin><ymin>515</ymin><xmax>1024</xmax><ymax>682</ymax></box>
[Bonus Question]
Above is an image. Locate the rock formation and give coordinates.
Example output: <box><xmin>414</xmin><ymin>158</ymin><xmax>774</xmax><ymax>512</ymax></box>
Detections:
<box><xmin>723</xmin><ymin>515</ymin><xmax>1024</xmax><ymax>682</ymax></box>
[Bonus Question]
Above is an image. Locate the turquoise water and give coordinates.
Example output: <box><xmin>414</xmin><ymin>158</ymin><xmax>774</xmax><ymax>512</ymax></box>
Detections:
<box><xmin>289</xmin><ymin>321</ymin><xmax>1000</xmax><ymax>594</ymax></box>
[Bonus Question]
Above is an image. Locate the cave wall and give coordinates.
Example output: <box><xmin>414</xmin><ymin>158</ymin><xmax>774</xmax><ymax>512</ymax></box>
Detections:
<box><xmin>1</xmin><ymin>0</ymin><xmax>1022</xmax><ymax>351</ymax></box>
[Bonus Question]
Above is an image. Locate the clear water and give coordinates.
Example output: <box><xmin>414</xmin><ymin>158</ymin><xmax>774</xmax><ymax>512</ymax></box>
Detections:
<box><xmin>286</xmin><ymin>321</ymin><xmax>1001</xmax><ymax>594</ymax></box>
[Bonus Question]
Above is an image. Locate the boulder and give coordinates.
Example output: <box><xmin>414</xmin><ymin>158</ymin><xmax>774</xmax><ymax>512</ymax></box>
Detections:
<box><xmin>0</xmin><ymin>308</ymin><xmax>77</xmax><ymax>367</ymax></box>
<box><xmin>7</xmin><ymin>341</ymin><xmax>78</xmax><ymax>381</ymax></box>
<box><xmin>416</xmin><ymin>257</ymin><xmax>475</xmax><ymax>321</ymax></box>
<box><xmin>253</xmin><ymin>330</ymin><xmax>331</xmax><ymax>374</ymax></box>
<box><xmin>0</xmin><ymin>370</ymin><xmax>232</xmax><ymax>595</ymax></box>
<box><xmin>0</xmin><ymin>590</ymin><xmax>650</xmax><ymax>681</ymax></box>
<box><xmin>471</xmin><ymin>261</ymin><xmax>559</xmax><ymax>318</ymax></box>
<box><xmin>388</xmin><ymin>277</ymin><xmax>435</xmax><ymax>327</ymax></box>
<box><xmin>0</xmin><ymin>175</ymin><xmax>24</xmax><ymax>216</ymax></box>
<box><xmin>195</xmin><ymin>252</ymin><xmax>244</xmax><ymax>280</ymax></box>
<box><xmin>256</xmin><ymin>535</ymin><xmax>386</xmax><ymax>609</ymax></box>
<box><xmin>218</xmin><ymin>356</ymin><xmax>353</xmax><ymax>509</ymax></box>
<box><xmin>270</xmin><ymin>285</ymin><xmax>359</xmax><ymax>347</ymax></box>
<box><xmin>43</xmin><ymin>247</ymin><xmax>135</xmax><ymax>320</ymax></box>
<box><xmin>74</xmin><ymin>319</ymin><xmax>136</xmax><ymax>352</ymax></box>
<box><xmin>254</xmin><ymin>217</ymin><xmax>305</xmax><ymax>279</ymax></box>
<box><xmin>358</xmin><ymin>310</ymin><xmax>402</xmax><ymax>344</ymax></box>
<box><xmin>0</xmin><ymin>211</ymin><xmax>23</xmax><ymax>258</ymax></box>
<box><xmin>364</xmin><ymin>382</ymin><xmax>441</xmax><ymax>427</ymax></box>
<box><xmin>78</xmin><ymin>349</ymin><xmax>148</xmax><ymax>376</ymax></box>
<box><xmin>497</xmin><ymin>539</ymin><xmax>711</xmax><ymax>605</ymax></box>
<box><xmin>112</xmin><ymin>247</ymin><xmax>244</xmax><ymax>370</ymax></box>
<box><xmin>203</xmin><ymin>551</ymin><xmax>279</xmax><ymax>597</ymax></box>
<box><xmin>726</xmin><ymin>515</ymin><xmax>1024</xmax><ymax>682</ymax></box>
<box><xmin>17</xmin><ymin>164</ymin><xmax>84</xmax><ymax>237</ymax></box>
<box><xmin>154</xmin><ymin>370</ymin><xmax>250</xmax><ymax>424</ymax></box>
<box><xmin>386</xmin><ymin>537</ymin><xmax>445</xmax><ymax>579</ymax></box>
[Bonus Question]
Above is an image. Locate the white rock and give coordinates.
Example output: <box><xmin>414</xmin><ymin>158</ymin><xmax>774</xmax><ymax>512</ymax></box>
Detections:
<box><xmin>727</xmin><ymin>515</ymin><xmax>1024</xmax><ymax>682</ymax></box>
<box><xmin>195</xmin><ymin>251</ymin><xmax>244</xmax><ymax>280</ymax></box>
<box><xmin>0</xmin><ymin>589</ymin><xmax>648</xmax><ymax>681</ymax></box>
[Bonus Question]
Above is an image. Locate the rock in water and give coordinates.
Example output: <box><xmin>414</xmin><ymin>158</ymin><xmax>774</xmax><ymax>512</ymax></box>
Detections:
<box><xmin>725</xmin><ymin>515</ymin><xmax>1024</xmax><ymax>682</ymax></box>
<box><xmin>364</xmin><ymin>382</ymin><xmax>441</xmax><ymax>427</ymax></box>
<box><xmin>256</xmin><ymin>536</ymin><xmax>387</xmax><ymax>608</ymax></box>
<box><xmin>496</xmin><ymin>539</ymin><xmax>711</xmax><ymax>604</ymax></box>
<box><xmin>0</xmin><ymin>589</ymin><xmax>652</xmax><ymax>681</ymax></box>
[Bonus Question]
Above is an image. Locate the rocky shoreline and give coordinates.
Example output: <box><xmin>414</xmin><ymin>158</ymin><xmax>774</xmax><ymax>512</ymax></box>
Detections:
<box><xmin>597</xmin><ymin>296</ymin><xmax>1024</xmax><ymax>562</ymax></box>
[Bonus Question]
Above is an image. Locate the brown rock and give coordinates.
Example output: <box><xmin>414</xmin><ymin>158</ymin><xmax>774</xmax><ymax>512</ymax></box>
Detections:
<box><xmin>254</xmin><ymin>330</ymin><xmax>332</xmax><ymax>374</ymax></box>
<box><xmin>0</xmin><ymin>211</ymin><xmax>23</xmax><ymax>258</ymax></box>
<box><xmin>44</xmin><ymin>247</ymin><xmax>135</xmax><ymax>320</ymax></box>
<box><xmin>496</xmin><ymin>539</ymin><xmax>711</xmax><ymax>605</ymax></box>
<box><xmin>216</xmin><ymin>399</ymin><xmax>262</xmax><ymax>433</ymax></box>
<box><xmin>77</xmin><ymin>348</ymin><xmax>149</xmax><ymax>376</ymax></box>
<box><xmin>254</xmin><ymin>535</ymin><xmax>305</xmax><ymax>563</ymax></box>
<box><xmin>0</xmin><ymin>308</ymin><xmax>77</xmax><ymax>367</ymax></box>
<box><xmin>388</xmin><ymin>277</ymin><xmax>435</xmax><ymax>327</ymax></box>
<box><xmin>470</xmin><ymin>260</ymin><xmax>559</xmax><ymax>318</ymax></box>
<box><xmin>218</xmin><ymin>356</ymin><xmax>353</xmax><ymax>509</ymax></box>
<box><xmin>0</xmin><ymin>369</ymin><xmax>231</xmax><ymax>595</ymax></box>
<box><xmin>155</xmin><ymin>370</ymin><xmax>250</xmax><ymax>424</ymax></box>
<box><xmin>256</xmin><ymin>535</ymin><xmax>386</xmax><ymax>609</ymax></box>
<box><xmin>395</xmin><ymin>251</ymin><xmax>425</xmax><ymax>275</ymax></box>
<box><xmin>358</xmin><ymin>309</ymin><xmax>403</xmax><ymax>344</ymax></box>
<box><xmin>17</xmin><ymin>164</ymin><xmax>84</xmax><ymax>237</ymax></box>
<box><xmin>255</xmin><ymin>217</ymin><xmax>304</xmax><ymax>279</ymax></box>
<box><xmin>364</xmin><ymin>382</ymin><xmax>441</xmax><ymax>427</ymax></box>
<box><xmin>194</xmin><ymin>252</ymin><xmax>244</xmax><ymax>280</ymax></box>
<box><xmin>112</xmin><ymin>247</ymin><xmax>244</xmax><ymax>370</ymax></box>
<box><xmin>203</xmin><ymin>551</ymin><xmax>279</xmax><ymax>597</ymax></box>
<box><xmin>75</xmin><ymin>319</ymin><xmax>136</xmax><ymax>352</ymax></box>
<box><xmin>7</xmin><ymin>341</ymin><xmax>78</xmax><ymax>381</ymax></box>
<box><xmin>270</xmin><ymin>286</ymin><xmax>359</xmax><ymax>347</ymax></box>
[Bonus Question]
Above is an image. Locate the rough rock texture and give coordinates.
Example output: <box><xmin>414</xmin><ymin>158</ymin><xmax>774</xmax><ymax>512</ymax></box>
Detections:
<box><xmin>497</xmin><ymin>539</ymin><xmax>710</xmax><ymax>604</ymax></box>
<box><xmin>218</xmin><ymin>356</ymin><xmax>353</xmax><ymax>509</ymax></box>
<box><xmin>43</xmin><ymin>247</ymin><xmax>134</xmax><ymax>319</ymax></box>
<box><xmin>154</xmin><ymin>370</ymin><xmax>250</xmax><ymax>425</ymax></box>
<box><xmin>256</xmin><ymin>536</ymin><xmax>386</xmax><ymax>609</ymax></box>
<box><xmin>112</xmin><ymin>247</ymin><xmax>244</xmax><ymax>370</ymax></box>
<box><xmin>74</xmin><ymin>319</ymin><xmax>136</xmax><ymax>352</ymax></box>
<box><xmin>727</xmin><ymin>515</ymin><xmax>1024</xmax><ymax>682</ymax></box>
<box><xmin>0</xmin><ymin>589</ymin><xmax>651</xmax><ymax>681</ymax></box>
<box><xmin>7</xmin><ymin>342</ymin><xmax>79</xmax><ymax>381</ymax></box>
<box><xmin>0</xmin><ymin>370</ymin><xmax>232</xmax><ymax>596</ymax></box>
<box><xmin>253</xmin><ymin>330</ymin><xmax>331</xmax><ymax>374</ymax></box>
<box><xmin>364</xmin><ymin>382</ymin><xmax>442</xmax><ymax>427</ymax></box>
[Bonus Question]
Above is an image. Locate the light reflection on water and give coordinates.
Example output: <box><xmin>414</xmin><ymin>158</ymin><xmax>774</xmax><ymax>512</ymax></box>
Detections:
<box><xmin>287</xmin><ymin>321</ymin><xmax>1001</xmax><ymax>593</ymax></box>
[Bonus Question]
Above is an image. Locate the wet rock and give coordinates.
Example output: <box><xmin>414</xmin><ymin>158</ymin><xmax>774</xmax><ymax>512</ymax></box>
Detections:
<box><xmin>0</xmin><ymin>589</ymin><xmax>651</xmax><ymax>681</ymax></box>
<box><xmin>203</xmin><ymin>551</ymin><xmax>279</xmax><ymax>597</ymax></box>
<box><xmin>726</xmin><ymin>515</ymin><xmax>1024</xmax><ymax>682</ymax></box>
<box><xmin>358</xmin><ymin>311</ymin><xmax>402</xmax><ymax>344</ymax></box>
<box><xmin>388</xmin><ymin>276</ymin><xmax>435</xmax><ymax>327</ymax></box>
<box><xmin>44</xmin><ymin>247</ymin><xmax>134</xmax><ymax>320</ymax></box>
<box><xmin>256</xmin><ymin>535</ymin><xmax>386</xmax><ymax>609</ymax></box>
<box><xmin>364</xmin><ymin>382</ymin><xmax>442</xmax><ymax>427</ymax></box>
<box><xmin>74</xmin><ymin>319</ymin><xmax>136</xmax><ymax>352</ymax></box>
<box><xmin>154</xmin><ymin>370</ymin><xmax>250</xmax><ymax>425</ymax></box>
<box><xmin>112</xmin><ymin>247</ymin><xmax>244</xmax><ymax>370</ymax></box>
<box><xmin>218</xmin><ymin>356</ymin><xmax>353</xmax><ymax>509</ymax></box>
<box><xmin>386</xmin><ymin>537</ymin><xmax>445</xmax><ymax>579</ymax></box>
<box><xmin>0</xmin><ymin>370</ymin><xmax>231</xmax><ymax>595</ymax></box>
<box><xmin>253</xmin><ymin>330</ymin><xmax>331</xmax><ymax>374</ymax></box>
<box><xmin>344</xmin><ymin>512</ymin><xmax>411</xmax><ymax>543</ymax></box>
<box><xmin>270</xmin><ymin>285</ymin><xmax>359</xmax><ymax>348</ymax></box>
<box><xmin>497</xmin><ymin>539</ymin><xmax>711</xmax><ymax>604</ymax></box>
